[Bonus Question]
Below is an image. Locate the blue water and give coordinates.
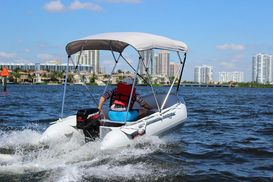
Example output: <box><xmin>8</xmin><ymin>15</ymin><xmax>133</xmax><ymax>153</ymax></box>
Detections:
<box><xmin>0</xmin><ymin>85</ymin><xmax>272</xmax><ymax>181</ymax></box>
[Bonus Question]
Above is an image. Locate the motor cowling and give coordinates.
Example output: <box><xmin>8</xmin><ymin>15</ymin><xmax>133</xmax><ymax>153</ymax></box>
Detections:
<box><xmin>76</xmin><ymin>108</ymin><xmax>100</xmax><ymax>141</ymax></box>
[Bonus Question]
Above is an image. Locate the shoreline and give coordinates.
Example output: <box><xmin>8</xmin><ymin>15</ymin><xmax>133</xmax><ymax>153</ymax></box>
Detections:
<box><xmin>2</xmin><ymin>82</ymin><xmax>272</xmax><ymax>88</ymax></box>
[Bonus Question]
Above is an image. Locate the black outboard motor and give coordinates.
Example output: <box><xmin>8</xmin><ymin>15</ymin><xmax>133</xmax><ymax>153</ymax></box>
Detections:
<box><xmin>76</xmin><ymin>108</ymin><xmax>100</xmax><ymax>142</ymax></box>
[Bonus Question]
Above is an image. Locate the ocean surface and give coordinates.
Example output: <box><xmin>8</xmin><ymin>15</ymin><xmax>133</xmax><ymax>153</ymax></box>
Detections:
<box><xmin>0</xmin><ymin>85</ymin><xmax>272</xmax><ymax>182</ymax></box>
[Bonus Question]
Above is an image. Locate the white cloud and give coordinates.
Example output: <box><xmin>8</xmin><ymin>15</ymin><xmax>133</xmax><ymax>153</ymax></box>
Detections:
<box><xmin>69</xmin><ymin>0</ymin><xmax>103</xmax><ymax>12</ymax></box>
<box><xmin>44</xmin><ymin>0</ymin><xmax>65</xmax><ymax>12</ymax></box>
<box><xmin>106</xmin><ymin>0</ymin><xmax>141</xmax><ymax>3</ymax></box>
<box><xmin>216</xmin><ymin>44</ymin><xmax>245</xmax><ymax>51</ymax></box>
<box><xmin>12</xmin><ymin>58</ymin><xmax>33</xmax><ymax>64</ymax></box>
<box><xmin>0</xmin><ymin>51</ymin><xmax>16</xmax><ymax>58</ymax></box>
<box><xmin>37</xmin><ymin>53</ymin><xmax>54</xmax><ymax>61</ymax></box>
<box><xmin>220</xmin><ymin>62</ymin><xmax>235</xmax><ymax>69</ymax></box>
<box><xmin>0</xmin><ymin>51</ymin><xmax>33</xmax><ymax>64</ymax></box>
<box><xmin>24</xmin><ymin>48</ymin><xmax>31</xmax><ymax>53</ymax></box>
<box><xmin>43</xmin><ymin>0</ymin><xmax>140</xmax><ymax>13</ymax></box>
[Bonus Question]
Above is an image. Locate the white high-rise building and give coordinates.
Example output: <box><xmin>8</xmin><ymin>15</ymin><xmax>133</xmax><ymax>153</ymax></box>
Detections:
<box><xmin>158</xmin><ymin>50</ymin><xmax>170</xmax><ymax>76</ymax></box>
<box><xmin>194</xmin><ymin>65</ymin><xmax>213</xmax><ymax>84</ymax></box>
<box><xmin>252</xmin><ymin>53</ymin><xmax>273</xmax><ymax>84</ymax></box>
<box><xmin>169</xmin><ymin>62</ymin><xmax>180</xmax><ymax>77</ymax></box>
<box><xmin>152</xmin><ymin>54</ymin><xmax>158</xmax><ymax>75</ymax></box>
<box><xmin>140</xmin><ymin>50</ymin><xmax>154</xmax><ymax>75</ymax></box>
<box><xmin>75</xmin><ymin>50</ymin><xmax>100</xmax><ymax>74</ymax></box>
<box><xmin>194</xmin><ymin>66</ymin><xmax>201</xmax><ymax>83</ymax></box>
<box><xmin>219</xmin><ymin>71</ymin><xmax>244</xmax><ymax>83</ymax></box>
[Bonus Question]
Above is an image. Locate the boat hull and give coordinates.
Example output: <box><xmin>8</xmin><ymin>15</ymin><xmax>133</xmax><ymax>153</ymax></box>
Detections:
<box><xmin>39</xmin><ymin>103</ymin><xmax>187</xmax><ymax>149</ymax></box>
<box><xmin>39</xmin><ymin>116</ymin><xmax>82</xmax><ymax>145</ymax></box>
<box><xmin>100</xmin><ymin>102</ymin><xmax>187</xmax><ymax>149</ymax></box>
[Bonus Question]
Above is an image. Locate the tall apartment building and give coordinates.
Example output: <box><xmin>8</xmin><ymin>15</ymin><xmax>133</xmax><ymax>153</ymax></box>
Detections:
<box><xmin>169</xmin><ymin>62</ymin><xmax>180</xmax><ymax>77</ymax></box>
<box><xmin>194</xmin><ymin>65</ymin><xmax>213</xmax><ymax>84</ymax></box>
<box><xmin>75</xmin><ymin>50</ymin><xmax>100</xmax><ymax>74</ymax></box>
<box><xmin>219</xmin><ymin>71</ymin><xmax>244</xmax><ymax>83</ymax></box>
<box><xmin>157</xmin><ymin>50</ymin><xmax>170</xmax><ymax>76</ymax></box>
<box><xmin>139</xmin><ymin>50</ymin><xmax>154</xmax><ymax>75</ymax></box>
<box><xmin>140</xmin><ymin>51</ymin><xmax>170</xmax><ymax>76</ymax></box>
<box><xmin>252</xmin><ymin>53</ymin><xmax>273</xmax><ymax>84</ymax></box>
<box><xmin>152</xmin><ymin>54</ymin><xmax>158</xmax><ymax>75</ymax></box>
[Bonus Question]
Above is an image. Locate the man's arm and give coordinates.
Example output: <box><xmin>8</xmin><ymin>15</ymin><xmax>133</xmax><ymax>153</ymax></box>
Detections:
<box><xmin>136</xmin><ymin>94</ymin><xmax>152</xmax><ymax>110</ymax></box>
<box><xmin>98</xmin><ymin>96</ymin><xmax>106</xmax><ymax>112</ymax></box>
<box><xmin>97</xmin><ymin>90</ymin><xmax>113</xmax><ymax>112</ymax></box>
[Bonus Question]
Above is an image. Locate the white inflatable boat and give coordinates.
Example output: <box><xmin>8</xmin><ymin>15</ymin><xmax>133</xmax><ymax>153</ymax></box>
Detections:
<box><xmin>39</xmin><ymin>32</ymin><xmax>189</xmax><ymax>149</ymax></box>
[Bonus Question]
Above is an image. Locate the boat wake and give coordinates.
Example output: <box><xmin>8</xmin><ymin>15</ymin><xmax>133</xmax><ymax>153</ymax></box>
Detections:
<box><xmin>0</xmin><ymin>128</ymin><xmax>167</xmax><ymax>181</ymax></box>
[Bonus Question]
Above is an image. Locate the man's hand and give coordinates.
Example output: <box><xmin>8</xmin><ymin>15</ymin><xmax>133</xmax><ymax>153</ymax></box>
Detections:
<box><xmin>143</xmin><ymin>103</ymin><xmax>152</xmax><ymax>110</ymax></box>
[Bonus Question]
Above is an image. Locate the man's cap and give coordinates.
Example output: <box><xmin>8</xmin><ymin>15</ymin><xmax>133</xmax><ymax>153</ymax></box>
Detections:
<box><xmin>122</xmin><ymin>77</ymin><xmax>133</xmax><ymax>85</ymax></box>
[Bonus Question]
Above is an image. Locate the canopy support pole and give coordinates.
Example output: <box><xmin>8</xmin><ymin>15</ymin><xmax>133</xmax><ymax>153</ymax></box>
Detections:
<box><xmin>176</xmin><ymin>52</ymin><xmax>187</xmax><ymax>94</ymax></box>
<box><xmin>68</xmin><ymin>54</ymin><xmax>99</xmax><ymax>107</ymax></box>
<box><xmin>120</xmin><ymin>54</ymin><xmax>149</xmax><ymax>85</ymax></box>
<box><xmin>83</xmin><ymin>82</ymin><xmax>99</xmax><ymax>107</ymax></box>
<box><xmin>103</xmin><ymin>42</ymin><xmax>121</xmax><ymax>94</ymax></box>
<box><xmin>75</xmin><ymin>43</ymin><xmax>85</xmax><ymax>71</ymax></box>
<box><xmin>60</xmin><ymin>55</ymin><xmax>70</xmax><ymax>119</ymax></box>
<box><xmin>125</xmin><ymin>56</ymin><xmax>140</xmax><ymax>122</ymax></box>
<box><xmin>160</xmin><ymin>56</ymin><xmax>184</xmax><ymax>111</ymax></box>
<box><xmin>139</xmin><ymin>50</ymin><xmax>161</xmax><ymax>113</ymax></box>
<box><xmin>75</xmin><ymin>43</ymin><xmax>99</xmax><ymax>107</ymax></box>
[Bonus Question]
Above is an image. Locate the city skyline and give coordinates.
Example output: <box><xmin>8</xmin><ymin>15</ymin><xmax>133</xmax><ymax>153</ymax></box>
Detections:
<box><xmin>1</xmin><ymin>51</ymin><xmax>273</xmax><ymax>83</ymax></box>
<box><xmin>0</xmin><ymin>0</ymin><xmax>272</xmax><ymax>81</ymax></box>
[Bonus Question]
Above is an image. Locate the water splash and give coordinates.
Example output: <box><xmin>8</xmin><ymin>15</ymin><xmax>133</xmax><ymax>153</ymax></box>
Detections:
<box><xmin>0</xmin><ymin>129</ymin><xmax>167</xmax><ymax>181</ymax></box>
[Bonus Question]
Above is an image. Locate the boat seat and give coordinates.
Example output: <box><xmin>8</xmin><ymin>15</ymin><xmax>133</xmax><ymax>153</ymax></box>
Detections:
<box><xmin>108</xmin><ymin>110</ymin><xmax>138</xmax><ymax>122</ymax></box>
<box><xmin>100</xmin><ymin>119</ymin><xmax>136</xmax><ymax>127</ymax></box>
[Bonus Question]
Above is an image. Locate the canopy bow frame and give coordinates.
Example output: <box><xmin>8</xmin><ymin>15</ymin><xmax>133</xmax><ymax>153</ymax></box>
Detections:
<box><xmin>61</xmin><ymin>32</ymin><xmax>188</xmax><ymax>119</ymax></box>
<box><xmin>66</xmin><ymin>32</ymin><xmax>188</xmax><ymax>56</ymax></box>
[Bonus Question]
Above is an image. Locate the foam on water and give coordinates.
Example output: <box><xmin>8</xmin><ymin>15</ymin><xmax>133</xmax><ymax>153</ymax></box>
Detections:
<box><xmin>0</xmin><ymin>129</ymin><xmax>41</xmax><ymax>147</ymax></box>
<box><xmin>0</xmin><ymin>129</ymin><xmax>167</xmax><ymax>181</ymax></box>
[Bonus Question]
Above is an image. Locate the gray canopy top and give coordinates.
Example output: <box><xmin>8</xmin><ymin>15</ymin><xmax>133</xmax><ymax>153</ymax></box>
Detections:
<box><xmin>65</xmin><ymin>32</ymin><xmax>188</xmax><ymax>56</ymax></box>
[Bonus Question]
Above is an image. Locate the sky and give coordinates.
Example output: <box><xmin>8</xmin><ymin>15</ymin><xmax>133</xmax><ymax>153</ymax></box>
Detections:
<box><xmin>0</xmin><ymin>0</ymin><xmax>272</xmax><ymax>81</ymax></box>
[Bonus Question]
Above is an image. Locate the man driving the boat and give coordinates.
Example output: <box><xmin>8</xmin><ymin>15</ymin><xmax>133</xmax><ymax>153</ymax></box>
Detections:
<box><xmin>98</xmin><ymin>77</ymin><xmax>151</xmax><ymax>121</ymax></box>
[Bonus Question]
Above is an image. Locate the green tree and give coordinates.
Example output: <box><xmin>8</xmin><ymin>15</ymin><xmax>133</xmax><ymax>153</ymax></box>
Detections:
<box><xmin>89</xmin><ymin>73</ymin><xmax>96</xmax><ymax>84</ymax></box>
<box><xmin>67</xmin><ymin>73</ymin><xmax>73</xmax><ymax>83</ymax></box>
<box><xmin>169</xmin><ymin>76</ymin><xmax>175</xmax><ymax>83</ymax></box>
<box><xmin>11</xmin><ymin>67</ymin><xmax>22</xmax><ymax>83</ymax></box>
<box><xmin>117</xmin><ymin>69</ymin><xmax>123</xmax><ymax>73</ymax></box>
<box><xmin>237</xmin><ymin>82</ymin><xmax>272</xmax><ymax>88</ymax></box>
<box><xmin>49</xmin><ymin>71</ymin><xmax>59</xmax><ymax>82</ymax></box>
<box><xmin>27</xmin><ymin>73</ymin><xmax>33</xmax><ymax>82</ymax></box>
